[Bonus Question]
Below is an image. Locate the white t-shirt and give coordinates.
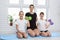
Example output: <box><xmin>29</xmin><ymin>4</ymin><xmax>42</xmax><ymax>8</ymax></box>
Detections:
<box><xmin>15</xmin><ymin>19</ymin><xmax>28</xmax><ymax>32</ymax></box>
<box><xmin>37</xmin><ymin>19</ymin><xmax>48</xmax><ymax>31</ymax></box>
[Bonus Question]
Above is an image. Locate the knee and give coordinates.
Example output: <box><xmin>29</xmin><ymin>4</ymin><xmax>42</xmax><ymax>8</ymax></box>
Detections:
<box><xmin>17</xmin><ymin>32</ymin><xmax>23</xmax><ymax>38</ymax></box>
<box><xmin>41</xmin><ymin>33</ymin><xmax>48</xmax><ymax>37</ymax></box>
<box><xmin>36</xmin><ymin>32</ymin><xmax>40</xmax><ymax>36</ymax></box>
<box><xmin>17</xmin><ymin>34</ymin><xmax>23</xmax><ymax>38</ymax></box>
<box><xmin>30</xmin><ymin>32</ymin><xmax>35</xmax><ymax>37</ymax></box>
<box><xmin>43</xmin><ymin>33</ymin><xmax>48</xmax><ymax>37</ymax></box>
<box><xmin>24</xmin><ymin>34</ymin><xmax>27</xmax><ymax>38</ymax></box>
<box><xmin>48</xmin><ymin>33</ymin><xmax>51</xmax><ymax>36</ymax></box>
<box><xmin>20</xmin><ymin>35</ymin><xmax>23</xmax><ymax>38</ymax></box>
<box><xmin>44</xmin><ymin>34</ymin><xmax>48</xmax><ymax>37</ymax></box>
<box><xmin>24</xmin><ymin>35</ymin><xmax>27</xmax><ymax>38</ymax></box>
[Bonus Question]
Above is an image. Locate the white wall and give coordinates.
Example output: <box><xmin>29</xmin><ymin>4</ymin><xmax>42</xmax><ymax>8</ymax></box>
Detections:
<box><xmin>48</xmin><ymin>0</ymin><xmax>60</xmax><ymax>32</ymax></box>
<box><xmin>0</xmin><ymin>0</ymin><xmax>60</xmax><ymax>34</ymax></box>
<box><xmin>0</xmin><ymin>0</ymin><xmax>16</xmax><ymax>34</ymax></box>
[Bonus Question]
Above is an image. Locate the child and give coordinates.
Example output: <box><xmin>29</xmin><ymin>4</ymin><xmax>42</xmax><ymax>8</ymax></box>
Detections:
<box><xmin>36</xmin><ymin>12</ymin><xmax>51</xmax><ymax>37</ymax></box>
<box><xmin>15</xmin><ymin>11</ymin><xmax>30</xmax><ymax>38</ymax></box>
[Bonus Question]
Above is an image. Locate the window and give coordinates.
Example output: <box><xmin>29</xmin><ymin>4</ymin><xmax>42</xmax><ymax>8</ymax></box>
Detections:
<box><xmin>23</xmin><ymin>8</ymin><xmax>34</xmax><ymax>14</ymax></box>
<box><xmin>9</xmin><ymin>0</ymin><xmax>19</xmax><ymax>4</ymax></box>
<box><xmin>8</xmin><ymin>8</ymin><xmax>20</xmax><ymax>22</ymax></box>
<box><xmin>23</xmin><ymin>8</ymin><xmax>29</xmax><ymax>14</ymax></box>
<box><xmin>38</xmin><ymin>0</ymin><xmax>46</xmax><ymax>5</ymax></box>
<box><xmin>8</xmin><ymin>0</ymin><xmax>48</xmax><ymax>26</ymax></box>
<box><xmin>24</xmin><ymin>0</ymin><xmax>33</xmax><ymax>5</ymax></box>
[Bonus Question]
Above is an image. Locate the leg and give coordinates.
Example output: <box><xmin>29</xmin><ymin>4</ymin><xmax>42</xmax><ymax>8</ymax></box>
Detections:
<box><xmin>34</xmin><ymin>29</ymin><xmax>40</xmax><ymax>36</ymax></box>
<box><xmin>16</xmin><ymin>32</ymin><xmax>23</xmax><ymax>38</ymax></box>
<box><xmin>46</xmin><ymin>31</ymin><xmax>51</xmax><ymax>36</ymax></box>
<box><xmin>39</xmin><ymin>30</ymin><xmax>41</xmax><ymax>36</ymax></box>
<box><xmin>41</xmin><ymin>32</ymin><xmax>48</xmax><ymax>37</ymax></box>
<box><xmin>39</xmin><ymin>32</ymin><xmax>41</xmax><ymax>35</ymax></box>
<box><xmin>22</xmin><ymin>32</ymin><xmax>27</xmax><ymax>38</ymax></box>
<box><xmin>27</xmin><ymin>29</ymin><xmax>35</xmax><ymax>37</ymax></box>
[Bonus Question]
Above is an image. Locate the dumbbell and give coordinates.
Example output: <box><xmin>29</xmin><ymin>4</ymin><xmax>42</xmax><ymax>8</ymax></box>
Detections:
<box><xmin>48</xmin><ymin>19</ymin><xmax>54</xmax><ymax>25</ymax></box>
<box><xmin>25</xmin><ymin>16</ymin><xmax>32</xmax><ymax>20</ymax></box>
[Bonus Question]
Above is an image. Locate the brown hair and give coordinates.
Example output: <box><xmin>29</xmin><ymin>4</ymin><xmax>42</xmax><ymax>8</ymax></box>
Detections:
<box><xmin>29</xmin><ymin>4</ymin><xmax>34</xmax><ymax>8</ymax></box>
<box><xmin>19</xmin><ymin>11</ymin><xmax>24</xmax><ymax>15</ymax></box>
<box><xmin>40</xmin><ymin>12</ymin><xmax>44</xmax><ymax>15</ymax></box>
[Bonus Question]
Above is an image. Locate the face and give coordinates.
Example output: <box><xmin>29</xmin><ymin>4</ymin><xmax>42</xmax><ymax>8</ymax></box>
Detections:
<box><xmin>19</xmin><ymin>12</ymin><xmax>24</xmax><ymax>18</ymax></box>
<box><xmin>29</xmin><ymin>6</ymin><xmax>34</xmax><ymax>12</ymax></box>
<box><xmin>40</xmin><ymin>14</ymin><xmax>44</xmax><ymax>18</ymax></box>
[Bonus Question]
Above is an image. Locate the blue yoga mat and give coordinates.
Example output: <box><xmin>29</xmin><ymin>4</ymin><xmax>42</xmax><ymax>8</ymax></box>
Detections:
<box><xmin>0</xmin><ymin>32</ymin><xmax>60</xmax><ymax>40</ymax></box>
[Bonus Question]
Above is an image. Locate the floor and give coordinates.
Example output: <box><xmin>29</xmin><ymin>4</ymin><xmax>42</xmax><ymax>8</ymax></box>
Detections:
<box><xmin>17</xmin><ymin>37</ymin><xmax>60</xmax><ymax>40</ymax></box>
<box><xmin>0</xmin><ymin>32</ymin><xmax>60</xmax><ymax>40</ymax></box>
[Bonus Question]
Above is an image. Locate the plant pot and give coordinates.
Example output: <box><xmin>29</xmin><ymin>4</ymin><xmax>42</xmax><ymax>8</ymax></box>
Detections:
<box><xmin>10</xmin><ymin>22</ymin><xmax>13</xmax><ymax>26</ymax></box>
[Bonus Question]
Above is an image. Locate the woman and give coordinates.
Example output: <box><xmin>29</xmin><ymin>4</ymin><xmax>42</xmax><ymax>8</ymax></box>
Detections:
<box><xmin>25</xmin><ymin>4</ymin><xmax>40</xmax><ymax>37</ymax></box>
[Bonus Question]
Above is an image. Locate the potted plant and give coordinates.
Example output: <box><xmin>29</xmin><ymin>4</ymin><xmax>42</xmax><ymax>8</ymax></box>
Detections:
<box><xmin>9</xmin><ymin>15</ymin><xmax>13</xmax><ymax>26</ymax></box>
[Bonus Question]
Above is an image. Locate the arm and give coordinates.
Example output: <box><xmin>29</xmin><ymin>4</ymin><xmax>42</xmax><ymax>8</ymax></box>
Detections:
<box><xmin>16</xmin><ymin>24</ymin><xmax>20</xmax><ymax>32</ymax></box>
<box><xmin>36</xmin><ymin>21</ymin><xmax>39</xmax><ymax>29</ymax></box>
<box><xmin>45</xmin><ymin>22</ymin><xmax>50</xmax><ymax>29</ymax></box>
<box><xmin>27</xmin><ymin>21</ymin><xmax>30</xmax><ymax>27</ymax></box>
<box><xmin>25</xmin><ymin>13</ymin><xmax>30</xmax><ymax>27</ymax></box>
<box><xmin>36</xmin><ymin>13</ymin><xmax>38</xmax><ymax>28</ymax></box>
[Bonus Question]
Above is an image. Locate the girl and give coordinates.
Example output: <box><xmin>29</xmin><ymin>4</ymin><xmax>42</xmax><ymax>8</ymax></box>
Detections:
<box><xmin>37</xmin><ymin>12</ymin><xmax>51</xmax><ymax>37</ymax></box>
